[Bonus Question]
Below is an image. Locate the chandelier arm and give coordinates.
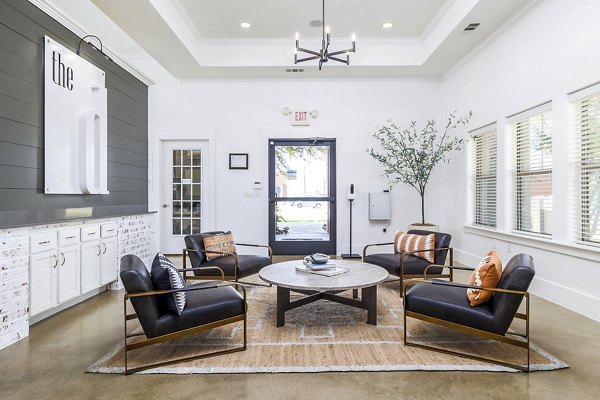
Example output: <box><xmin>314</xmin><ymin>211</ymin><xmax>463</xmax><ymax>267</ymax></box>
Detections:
<box><xmin>328</xmin><ymin>56</ymin><xmax>349</xmax><ymax>64</ymax></box>
<box><xmin>297</xmin><ymin>47</ymin><xmax>322</xmax><ymax>57</ymax></box>
<box><xmin>297</xmin><ymin>55</ymin><xmax>322</xmax><ymax>63</ymax></box>
<box><xmin>328</xmin><ymin>48</ymin><xmax>355</xmax><ymax>57</ymax></box>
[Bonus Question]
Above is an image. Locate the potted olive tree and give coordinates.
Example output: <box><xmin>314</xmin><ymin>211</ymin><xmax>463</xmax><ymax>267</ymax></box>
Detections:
<box><xmin>367</xmin><ymin>112</ymin><xmax>471</xmax><ymax>230</ymax></box>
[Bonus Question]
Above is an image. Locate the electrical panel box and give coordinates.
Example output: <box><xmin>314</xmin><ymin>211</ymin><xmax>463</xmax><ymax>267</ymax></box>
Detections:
<box><xmin>369</xmin><ymin>192</ymin><xmax>391</xmax><ymax>220</ymax></box>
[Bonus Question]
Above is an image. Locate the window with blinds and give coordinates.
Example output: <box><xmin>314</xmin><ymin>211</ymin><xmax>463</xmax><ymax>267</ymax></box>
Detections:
<box><xmin>472</xmin><ymin>129</ymin><xmax>497</xmax><ymax>227</ymax></box>
<box><xmin>510</xmin><ymin>107</ymin><xmax>553</xmax><ymax>235</ymax></box>
<box><xmin>571</xmin><ymin>91</ymin><xmax>600</xmax><ymax>244</ymax></box>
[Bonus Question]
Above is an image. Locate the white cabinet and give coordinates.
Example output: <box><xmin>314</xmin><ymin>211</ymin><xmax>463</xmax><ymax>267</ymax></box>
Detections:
<box><xmin>99</xmin><ymin>223</ymin><xmax>118</xmax><ymax>285</ymax></box>
<box><xmin>80</xmin><ymin>240</ymin><xmax>101</xmax><ymax>294</ymax></box>
<box><xmin>29</xmin><ymin>221</ymin><xmax>121</xmax><ymax>319</ymax></box>
<box><xmin>100</xmin><ymin>237</ymin><xmax>118</xmax><ymax>285</ymax></box>
<box><xmin>30</xmin><ymin>249</ymin><xmax>58</xmax><ymax>316</ymax></box>
<box><xmin>57</xmin><ymin>244</ymin><xmax>80</xmax><ymax>303</ymax></box>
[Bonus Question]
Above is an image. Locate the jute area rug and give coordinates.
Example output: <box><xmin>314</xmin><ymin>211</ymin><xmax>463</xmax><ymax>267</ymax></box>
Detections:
<box><xmin>89</xmin><ymin>282</ymin><xmax>567</xmax><ymax>374</ymax></box>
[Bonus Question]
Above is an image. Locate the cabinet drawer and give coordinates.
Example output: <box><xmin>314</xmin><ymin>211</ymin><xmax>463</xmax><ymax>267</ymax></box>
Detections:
<box><xmin>59</xmin><ymin>228</ymin><xmax>80</xmax><ymax>246</ymax></box>
<box><xmin>30</xmin><ymin>232</ymin><xmax>57</xmax><ymax>254</ymax></box>
<box><xmin>81</xmin><ymin>226</ymin><xmax>101</xmax><ymax>242</ymax></box>
<box><xmin>101</xmin><ymin>223</ymin><xmax>118</xmax><ymax>238</ymax></box>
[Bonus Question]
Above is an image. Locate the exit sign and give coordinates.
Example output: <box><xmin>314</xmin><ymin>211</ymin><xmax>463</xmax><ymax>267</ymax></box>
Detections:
<box><xmin>291</xmin><ymin>110</ymin><xmax>310</xmax><ymax>126</ymax></box>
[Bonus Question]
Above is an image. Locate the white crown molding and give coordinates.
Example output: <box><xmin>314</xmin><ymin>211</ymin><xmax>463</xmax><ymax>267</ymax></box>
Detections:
<box><xmin>28</xmin><ymin>0</ymin><xmax>155</xmax><ymax>85</ymax></box>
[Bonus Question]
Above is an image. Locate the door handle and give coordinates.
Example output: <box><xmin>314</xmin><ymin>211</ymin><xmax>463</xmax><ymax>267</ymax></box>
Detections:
<box><xmin>52</xmin><ymin>254</ymin><xmax>58</xmax><ymax>268</ymax></box>
<box><xmin>162</xmin><ymin>204</ymin><xmax>170</xmax><ymax>208</ymax></box>
<box><xmin>97</xmin><ymin>245</ymin><xmax>102</xmax><ymax>256</ymax></box>
<box><xmin>102</xmin><ymin>243</ymin><xmax>107</xmax><ymax>254</ymax></box>
<box><xmin>60</xmin><ymin>252</ymin><xmax>66</xmax><ymax>266</ymax></box>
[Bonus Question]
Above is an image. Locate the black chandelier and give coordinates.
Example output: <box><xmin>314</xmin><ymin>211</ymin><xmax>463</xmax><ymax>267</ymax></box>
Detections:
<box><xmin>294</xmin><ymin>0</ymin><xmax>356</xmax><ymax>70</ymax></box>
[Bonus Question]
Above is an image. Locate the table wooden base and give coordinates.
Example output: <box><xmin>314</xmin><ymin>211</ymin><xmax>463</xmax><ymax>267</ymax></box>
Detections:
<box><xmin>276</xmin><ymin>285</ymin><xmax>378</xmax><ymax>327</ymax></box>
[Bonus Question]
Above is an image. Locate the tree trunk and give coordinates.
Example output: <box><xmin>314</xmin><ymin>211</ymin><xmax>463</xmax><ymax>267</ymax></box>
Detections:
<box><xmin>420</xmin><ymin>191</ymin><xmax>425</xmax><ymax>225</ymax></box>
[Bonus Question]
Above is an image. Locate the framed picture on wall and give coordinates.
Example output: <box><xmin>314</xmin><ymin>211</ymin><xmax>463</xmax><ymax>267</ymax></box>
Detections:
<box><xmin>229</xmin><ymin>153</ymin><xmax>249</xmax><ymax>170</ymax></box>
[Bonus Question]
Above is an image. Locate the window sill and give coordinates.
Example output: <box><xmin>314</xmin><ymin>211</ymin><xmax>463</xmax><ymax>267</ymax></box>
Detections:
<box><xmin>463</xmin><ymin>225</ymin><xmax>600</xmax><ymax>262</ymax></box>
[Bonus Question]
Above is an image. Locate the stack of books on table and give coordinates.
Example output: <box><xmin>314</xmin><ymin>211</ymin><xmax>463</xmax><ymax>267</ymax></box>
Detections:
<box><xmin>295</xmin><ymin>261</ymin><xmax>350</xmax><ymax>277</ymax></box>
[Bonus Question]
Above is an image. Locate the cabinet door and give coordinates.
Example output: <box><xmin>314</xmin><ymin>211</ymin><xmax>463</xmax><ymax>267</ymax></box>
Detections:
<box><xmin>81</xmin><ymin>241</ymin><xmax>101</xmax><ymax>294</ymax></box>
<box><xmin>100</xmin><ymin>237</ymin><xmax>118</xmax><ymax>285</ymax></box>
<box><xmin>30</xmin><ymin>250</ymin><xmax>58</xmax><ymax>316</ymax></box>
<box><xmin>58</xmin><ymin>245</ymin><xmax>80</xmax><ymax>303</ymax></box>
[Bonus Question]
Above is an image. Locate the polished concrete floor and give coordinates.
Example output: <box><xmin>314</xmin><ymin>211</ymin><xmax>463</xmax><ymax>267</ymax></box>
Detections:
<box><xmin>1</xmin><ymin>266</ymin><xmax>599</xmax><ymax>400</ymax></box>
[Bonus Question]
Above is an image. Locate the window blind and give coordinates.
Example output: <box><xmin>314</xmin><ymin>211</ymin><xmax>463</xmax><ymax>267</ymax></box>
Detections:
<box><xmin>570</xmin><ymin>91</ymin><xmax>600</xmax><ymax>244</ymax></box>
<box><xmin>510</xmin><ymin>108</ymin><xmax>553</xmax><ymax>235</ymax></box>
<box><xmin>472</xmin><ymin>129</ymin><xmax>497</xmax><ymax>227</ymax></box>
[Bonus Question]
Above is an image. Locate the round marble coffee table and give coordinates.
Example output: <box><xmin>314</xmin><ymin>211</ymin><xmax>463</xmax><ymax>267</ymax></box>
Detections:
<box><xmin>259</xmin><ymin>260</ymin><xmax>389</xmax><ymax>327</ymax></box>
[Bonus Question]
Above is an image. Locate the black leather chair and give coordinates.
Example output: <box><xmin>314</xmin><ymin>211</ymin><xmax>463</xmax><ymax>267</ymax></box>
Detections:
<box><xmin>120</xmin><ymin>254</ymin><xmax>247</xmax><ymax>374</ymax></box>
<box><xmin>403</xmin><ymin>253</ymin><xmax>535</xmax><ymax>371</ymax></box>
<box><xmin>183</xmin><ymin>231</ymin><xmax>272</xmax><ymax>285</ymax></box>
<box><xmin>363</xmin><ymin>229</ymin><xmax>453</xmax><ymax>294</ymax></box>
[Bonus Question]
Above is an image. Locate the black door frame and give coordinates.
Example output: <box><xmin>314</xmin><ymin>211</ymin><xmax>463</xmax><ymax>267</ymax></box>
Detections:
<box><xmin>268</xmin><ymin>138</ymin><xmax>337</xmax><ymax>255</ymax></box>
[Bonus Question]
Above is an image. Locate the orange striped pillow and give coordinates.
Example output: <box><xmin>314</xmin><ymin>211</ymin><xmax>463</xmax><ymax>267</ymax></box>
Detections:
<box><xmin>394</xmin><ymin>231</ymin><xmax>435</xmax><ymax>263</ymax></box>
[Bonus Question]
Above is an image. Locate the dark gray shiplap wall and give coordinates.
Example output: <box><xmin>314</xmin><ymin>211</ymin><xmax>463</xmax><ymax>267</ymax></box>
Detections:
<box><xmin>0</xmin><ymin>0</ymin><xmax>148</xmax><ymax>227</ymax></box>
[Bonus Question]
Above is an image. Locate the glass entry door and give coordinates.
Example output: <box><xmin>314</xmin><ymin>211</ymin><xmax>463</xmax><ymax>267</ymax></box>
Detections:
<box><xmin>268</xmin><ymin>139</ymin><xmax>336</xmax><ymax>255</ymax></box>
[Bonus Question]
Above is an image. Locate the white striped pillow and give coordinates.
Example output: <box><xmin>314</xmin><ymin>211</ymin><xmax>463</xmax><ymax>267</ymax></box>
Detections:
<box><xmin>393</xmin><ymin>231</ymin><xmax>435</xmax><ymax>263</ymax></box>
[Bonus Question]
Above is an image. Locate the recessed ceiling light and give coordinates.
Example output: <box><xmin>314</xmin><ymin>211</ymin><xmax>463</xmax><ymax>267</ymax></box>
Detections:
<box><xmin>240</xmin><ymin>22</ymin><xmax>251</xmax><ymax>29</ymax></box>
<box><xmin>382</xmin><ymin>22</ymin><xmax>393</xmax><ymax>29</ymax></box>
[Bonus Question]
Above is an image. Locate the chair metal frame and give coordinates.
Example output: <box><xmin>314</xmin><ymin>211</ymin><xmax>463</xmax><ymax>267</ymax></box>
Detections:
<box><xmin>403</xmin><ymin>264</ymin><xmax>531</xmax><ymax>372</ymax></box>
<box><xmin>123</xmin><ymin>266</ymin><xmax>247</xmax><ymax>375</ymax></box>
<box><xmin>363</xmin><ymin>243</ymin><xmax>454</xmax><ymax>296</ymax></box>
<box><xmin>182</xmin><ymin>243</ymin><xmax>272</xmax><ymax>287</ymax></box>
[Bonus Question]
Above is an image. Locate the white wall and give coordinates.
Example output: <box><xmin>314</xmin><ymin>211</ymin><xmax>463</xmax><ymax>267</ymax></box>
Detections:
<box><xmin>149</xmin><ymin>79</ymin><xmax>447</xmax><ymax>255</ymax></box>
<box><xmin>442</xmin><ymin>0</ymin><xmax>600</xmax><ymax>321</ymax></box>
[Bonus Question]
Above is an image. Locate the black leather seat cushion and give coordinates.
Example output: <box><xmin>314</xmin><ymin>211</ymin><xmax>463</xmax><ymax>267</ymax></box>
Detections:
<box><xmin>194</xmin><ymin>255</ymin><xmax>271</xmax><ymax>279</ymax></box>
<box><xmin>363</xmin><ymin>253</ymin><xmax>443</xmax><ymax>276</ymax></box>
<box><xmin>404</xmin><ymin>283</ymin><xmax>506</xmax><ymax>335</ymax></box>
<box><xmin>148</xmin><ymin>285</ymin><xmax>245</xmax><ymax>338</ymax></box>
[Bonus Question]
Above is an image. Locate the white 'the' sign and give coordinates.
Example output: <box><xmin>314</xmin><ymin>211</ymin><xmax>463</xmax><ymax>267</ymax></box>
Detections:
<box><xmin>44</xmin><ymin>36</ymin><xmax>108</xmax><ymax>195</ymax></box>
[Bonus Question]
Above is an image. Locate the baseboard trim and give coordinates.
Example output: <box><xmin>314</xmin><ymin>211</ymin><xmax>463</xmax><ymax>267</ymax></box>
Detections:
<box><xmin>29</xmin><ymin>287</ymin><xmax>107</xmax><ymax>325</ymax></box>
<box><xmin>454</xmin><ymin>248</ymin><xmax>600</xmax><ymax>322</ymax></box>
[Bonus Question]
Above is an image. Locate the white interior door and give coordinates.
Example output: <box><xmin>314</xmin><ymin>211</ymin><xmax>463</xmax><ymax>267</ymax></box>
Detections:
<box><xmin>161</xmin><ymin>141</ymin><xmax>208</xmax><ymax>253</ymax></box>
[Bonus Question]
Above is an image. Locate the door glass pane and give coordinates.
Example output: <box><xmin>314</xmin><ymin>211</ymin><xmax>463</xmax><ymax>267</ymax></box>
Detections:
<box><xmin>192</xmin><ymin>167</ymin><xmax>201</xmax><ymax>183</ymax></box>
<box><xmin>173</xmin><ymin>202</ymin><xmax>182</xmax><ymax>218</ymax></box>
<box><xmin>172</xmin><ymin>219</ymin><xmax>181</xmax><ymax>235</ymax></box>
<box><xmin>173</xmin><ymin>184</ymin><xmax>181</xmax><ymax>200</ymax></box>
<box><xmin>183</xmin><ymin>150</ymin><xmax>192</xmax><ymax>166</ymax></box>
<box><xmin>182</xmin><ymin>167</ymin><xmax>192</xmax><ymax>181</ymax></box>
<box><xmin>275</xmin><ymin>201</ymin><xmax>330</xmax><ymax>242</ymax></box>
<box><xmin>274</xmin><ymin>145</ymin><xmax>329</xmax><ymax>198</ymax></box>
<box><xmin>173</xmin><ymin>167</ymin><xmax>181</xmax><ymax>183</ymax></box>
<box><xmin>192</xmin><ymin>201</ymin><xmax>201</xmax><ymax>217</ymax></box>
<box><xmin>173</xmin><ymin>150</ymin><xmax>182</xmax><ymax>166</ymax></box>
<box><xmin>192</xmin><ymin>219</ymin><xmax>201</xmax><ymax>234</ymax></box>
<box><xmin>182</xmin><ymin>219</ymin><xmax>191</xmax><ymax>235</ymax></box>
<box><xmin>182</xmin><ymin>185</ymin><xmax>192</xmax><ymax>200</ymax></box>
<box><xmin>192</xmin><ymin>150</ymin><xmax>201</xmax><ymax>166</ymax></box>
<box><xmin>192</xmin><ymin>185</ymin><xmax>201</xmax><ymax>200</ymax></box>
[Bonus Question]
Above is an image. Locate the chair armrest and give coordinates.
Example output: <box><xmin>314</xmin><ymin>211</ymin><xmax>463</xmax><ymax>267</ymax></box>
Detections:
<box><xmin>403</xmin><ymin>278</ymin><xmax>529</xmax><ymax>297</ymax></box>
<box><xmin>125</xmin><ymin>281</ymin><xmax>247</xmax><ymax>300</ymax></box>
<box><xmin>363</xmin><ymin>242</ymin><xmax>394</xmax><ymax>258</ymax></box>
<box><xmin>183</xmin><ymin>248</ymin><xmax>236</xmax><ymax>257</ymax></box>
<box><xmin>177</xmin><ymin>266</ymin><xmax>225</xmax><ymax>281</ymax></box>
<box><xmin>424</xmin><ymin>263</ymin><xmax>474</xmax><ymax>279</ymax></box>
<box><xmin>236</xmin><ymin>243</ymin><xmax>273</xmax><ymax>259</ymax></box>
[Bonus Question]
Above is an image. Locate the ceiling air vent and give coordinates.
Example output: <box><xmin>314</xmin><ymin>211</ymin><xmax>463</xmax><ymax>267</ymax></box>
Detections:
<box><xmin>285</xmin><ymin>68</ymin><xmax>305</xmax><ymax>73</ymax></box>
<box><xmin>463</xmin><ymin>23</ymin><xmax>481</xmax><ymax>32</ymax></box>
